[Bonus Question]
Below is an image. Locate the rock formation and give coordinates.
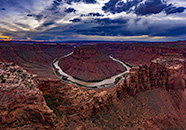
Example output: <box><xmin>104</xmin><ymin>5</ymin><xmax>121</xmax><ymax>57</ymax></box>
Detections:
<box><xmin>0</xmin><ymin>62</ymin><xmax>56</xmax><ymax>129</ymax></box>
<box><xmin>36</xmin><ymin>54</ymin><xmax>186</xmax><ymax>129</ymax></box>
<box><xmin>59</xmin><ymin>45</ymin><xmax>126</xmax><ymax>82</ymax></box>
<box><xmin>117</xmin><ymin>53</ymin><xmax>186</xmax><ymax>97</ymax></box>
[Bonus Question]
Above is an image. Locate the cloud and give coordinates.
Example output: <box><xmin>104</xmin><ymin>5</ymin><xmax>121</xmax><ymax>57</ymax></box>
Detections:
<box><xmin>0</xmin><ymin>33</ymin><xmax>12</xmax><ymax>41</ymax></box>
<box><xmin>135</xmin><ymin>0</ymin><xmax>167</xmax><ymax>15</ymax></box>
<box><xmin>42</xmin><ymin>21</ymin><xmax>55</xmax><ymax>26</ymax></box>
<box><xmin>48</xmin><ymin>0</ymin><xmax>97</xmax><ymax>12</ymax></box>
<box><xmin>26</xmin><ymin>14</ymin><xmax>43</xmax><ymax>21</ymax></box>
<box><xmin>81</xmin><ymin>12</ymin><xmax>104</xmax><ymax>17</ymax></box>
<box><xmin>164</xmin><ymin>5</ymin><xmax>185</xmax><ymax>15</ymax></box>
<box><xmin>70</xmin><ymin>18</ymin><xmax>82</xmax><ymax>22</ymax></box>
<box><xmin>48</xmin><ymin>0</ymin><xmax>62</xmax><ymax>11</ymax></box>
<box><xmin>1</xmin><ymin>0</ymin><xmax>186</xmax><ymax>41</ymax></box>
<box><xmin>135</xmin><ymin>0</ymin><xmax>186</xmax><ymax>15</ymax></box>
<box><xmin>102</xmin><ymin>0</ymin><xmax>141</xmax><ymax>14</ymax></box>
<box><xmin>65</xmin><ymin>0</ymin><xmax>97</xmax><ymax>4</ymax></box>
<box><xmin>27</xmin><ymin>14</ymin><xmax>33</xmax><ymax>17</ymax></box>
<box><xmin>15</xmin><ymin>23</ymin><xmax>30</xmax><ymax>28</ymax></box>
<box><xmin>64</xmin><ymin>7</ymin><xmax>76</xmax><ymax>13</ymax></box>
<box><xmin>150</xmin><ymin>25</ymin><xmax>186</xmax><ymax>37</ymax></box>
<box><xmin>76</xmin><ymin>25</ymin><xmax>126</xmax><ymax>36</ymax></box>
<box><xmin>102</xmin><ymin>0</ymin><xmax>186</xmax><ymax>15</ymax></box>
<box><xmin>94</xmin><ymin>18</ymin><xmax>129</xmax><ymax>25</ymax></box>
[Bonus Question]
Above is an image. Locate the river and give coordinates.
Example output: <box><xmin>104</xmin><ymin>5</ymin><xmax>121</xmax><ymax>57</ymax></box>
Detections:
<box><xmin>52</xmin><ymin>52</ymin><xmax>131</xmax><ymax>87</ymax></box>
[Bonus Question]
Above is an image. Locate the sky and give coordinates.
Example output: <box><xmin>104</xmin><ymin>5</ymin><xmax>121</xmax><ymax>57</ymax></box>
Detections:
<box><xmin>0</xmin><ymin>0</ymin><xmax>186</xmax><ymax>41</ymax></box>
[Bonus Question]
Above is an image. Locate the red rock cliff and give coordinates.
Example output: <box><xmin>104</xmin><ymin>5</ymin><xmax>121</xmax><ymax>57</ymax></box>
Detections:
<box><xmin>117</xmin><ymin>54</ymin><xmax>186</xmax><ymax>97</ymax></box>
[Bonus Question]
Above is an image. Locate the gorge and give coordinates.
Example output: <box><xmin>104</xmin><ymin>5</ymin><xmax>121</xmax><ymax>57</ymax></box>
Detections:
<box><xmin>52</xmin><ymin>46</ymin><xmax>131</xmax><ymax>87</ymax></box>
<box><xmin>1</xmin><ymin>41</ymin><xmax>186</xmax><ymax>129</ymax></box>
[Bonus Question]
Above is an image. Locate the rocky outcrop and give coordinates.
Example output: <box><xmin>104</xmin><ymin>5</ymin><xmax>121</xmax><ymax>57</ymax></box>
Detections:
<box><xmin>59</xmin><ymin>45</ymin><xmax>126</xmax><ymax>82</ymax></box>
<box><xmin>117</xmin><ymin>54</ymin><xmax>186</xmax><ymax>96</ymax></box>
<box><xmin>113</xmin><ymin>54</ymin><xmax>186</xmax><ymax>129</ymax></box>
<box><xmin>36</xmin><ymin>79</ymin><xmax>113</xmax><ymax>129</ymax></box>
<box><xmin>37</xmin><ymin>79</ymin><xmax>113</xmax><ymax>116</ymax></box>
<box><xmin>0</xmin><ymin>62</ymin><xmax>56</xmax><ymax>129</ymax></box>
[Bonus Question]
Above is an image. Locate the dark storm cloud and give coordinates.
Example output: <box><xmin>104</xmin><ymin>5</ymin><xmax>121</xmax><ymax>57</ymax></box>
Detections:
<box><xmin>70</xmin><ymin>18</ymin><xmax>82</xmax><ymax>22</ymax></box>
<box><xmin>76</xmin><ymin>25</ymin><xmax>132</xmax><ymax>36</ymax></box>
<box><xmin>26</xmin><ymin>14</ymin><xmax>44</xmax><ymax>21</ymax></box>
<box><xmin>135</xmin><ymin>0</ymin><xmax>167</xmax><ymax>15</ymax></box>
<box><xmin>35</xmin><ymin>14</ymin><xmax>43</xmax><ymax>21</ymax></box>
<box><xmin>135</xmin><ymin>0</ymin><xmax>186</xmax><ymax>15</ymax></box>
<box><xmin>94</xmin><ymin>18</ymin><xmax>129</xmax><ymax>25</ymax></box>
<box><xmin>80</xmin><ymin>12</ymin><xmax>104</xmax><ymax>17</ymax></box>
<box><xmin>42</xmin><ymin>21</ymin><xmax>55</xmax><ymax>27</ymax></box>
<box><xmin>102</xmin><ymin>0</ymin><xmax>186</xmax><ymax>15</ymax></box>
<box><xmin>65</xmin><ymin>0</ymin><xmax>97</xmax><ymax>4</ymax></box>
<box><xmin>150</xmin><ymin>25</ymin><xmax>186</xmax><ymax>37</ymax></box>
<box><xmin>48</xmin><ymin>0</ymin><xmax>62</xmax><ymax>11</ymax></box>
<box><xmin>75</xmin><ymin>17</ymin><xmax>129</xmax><ymax>36</ymax></box>
<box><xmin>102</xmin><ymin>0</ymin><xmax>141</xmax><ymax>14</ymax></box>
<box><xmin>64</xmin><ymin>8</ymin><xmax>76</xmax><ymax>13</ymax></box>
<box><xmin>27</xmin><ymin>14</ymin><xmax>33</xmax><ymax>17</ymax></box>
<box><xmin>164</xmin><ymin>5</ymin><xmax>185</xmax><ymax>15</ymax></box>
<box><xmin>72</xmin><ymin>19</ymin><xmax>186</xmax><ymax>38</ymax></box>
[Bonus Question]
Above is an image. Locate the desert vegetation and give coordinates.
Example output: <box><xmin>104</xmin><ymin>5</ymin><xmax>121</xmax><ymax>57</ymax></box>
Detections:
<box><xmin>0</xmin><ymin>62</ymin><xmax>35</xmax><ymax>89</ymax></box>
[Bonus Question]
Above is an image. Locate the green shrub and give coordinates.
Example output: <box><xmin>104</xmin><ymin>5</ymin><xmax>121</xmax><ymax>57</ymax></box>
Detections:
<box><xmin>62</xmin><ymin>76</ymin><xmax>68</xmax><ymax>80</ymax></box>
<box><xmin>114</xmin><ymin>77</ymin><xmax>122</xmax><ymax>84</ymax></box>
<box><xmin>0</xmin><ymin>74</ymin><xmax>4</xmax><ymax>79</ymax></box>
<box><xmin>17</xmin><ymin>69</ymin><xmax>23</xmax><ymax>74</ymax></box>
<box><xmin>1</xmin><ymin>79</ymin><xmax>6</xmax><ymax>83</ymax></box>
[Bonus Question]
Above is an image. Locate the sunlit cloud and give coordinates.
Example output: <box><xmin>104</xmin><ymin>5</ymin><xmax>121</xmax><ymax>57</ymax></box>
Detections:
<box><xmin>0</xmin><ymin>34</ymin><xmax>12</xmax><ymax>41</ymax></box>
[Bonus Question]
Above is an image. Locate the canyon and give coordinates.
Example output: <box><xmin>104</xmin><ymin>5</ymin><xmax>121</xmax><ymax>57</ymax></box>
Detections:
<box><xmin>58</xmin><ymin>46</ymin><xmax>126</xmax><ymax>82</ymax></box>
<box><xmin>1</xmin><ymin>41</ymin><xmax>186</xmax><ymax>129</ymax></box>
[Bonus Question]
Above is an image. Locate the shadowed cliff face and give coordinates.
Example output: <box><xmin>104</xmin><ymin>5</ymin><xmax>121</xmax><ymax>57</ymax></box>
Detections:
<box><xmin>59</xmin><ymin>45</ymin><xmax>126</xmax><ymax>82</ymax></box>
